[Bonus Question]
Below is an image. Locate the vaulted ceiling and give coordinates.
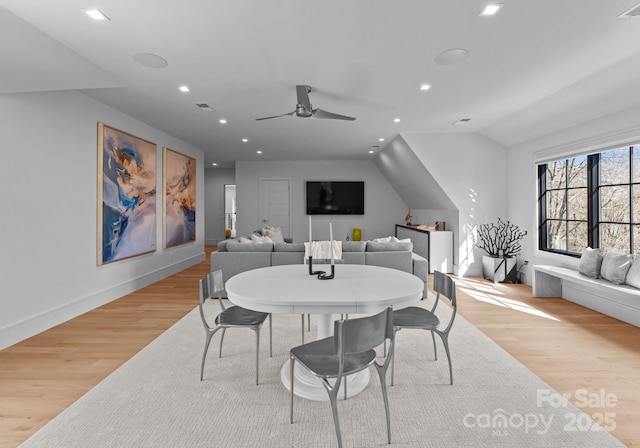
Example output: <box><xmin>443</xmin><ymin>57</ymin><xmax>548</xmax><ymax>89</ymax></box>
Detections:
<box><xmin>3</xmin><ymin>1</ymin><xmax>640</xmax><ymax>168</ymax></box>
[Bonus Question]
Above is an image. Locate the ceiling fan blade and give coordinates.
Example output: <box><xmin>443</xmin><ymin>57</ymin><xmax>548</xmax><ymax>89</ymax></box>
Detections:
<box><xmin>296</xmin><ymin>85</ymin><xmax>312</xmax><ymax>110</ymax></box>
<box><xmin>255</xmin><ymin>111</ymin><xmax>295</xmax><ymax>121</ymax></box>
<box><xmin>312</xmin><ymin>108</ymin><xmax>357</xmax><ymax>121</ymax></box>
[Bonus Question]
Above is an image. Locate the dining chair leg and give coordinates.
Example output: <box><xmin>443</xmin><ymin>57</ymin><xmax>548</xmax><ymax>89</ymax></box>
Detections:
<box><xmin>307</xmin><ymin>314</ymin><xmax>310</xmax><ymax>331</ymax></box>
<box><xmin>200</xmin><ymin>330</ymin><xmax>215</xmax><ymax>381</ymax></box>
<box><xmin>269</xmin><ymin>314</ymin><xmax>273</xmax><ymax>357</ymax></box>
<box><xmin>374</xmin><ymin>364</ymin><xmax>392</xmax><ymax>444</ymax></box>
<box><xmin>218</xmin><ymin>328</ymin><xmax>227</xmax><ymax>358</ymax></box>
<box><xmin>431</xmin><ymin>330</ymin><xmax>438</xmax><ymax>360</ymax></box>
<box><xmin>290</xmin><ymin>357</ymin><xmax>295</xmax><ymax>424</ymax></box>
<box><xmin>255</xmin><ymin>329</ymin><xmax>261</xmax><ymax>385</ymax></box>
<box><xmin>390</xmin><ymin>328</ymin><xmax>400</xmax><ymax>386</ymax></box>
<box><xmin>328</xmin><ymin>389</ymin><xmax>343</xmax><ymax>448</ymax></box>
<box><xmin>436</xmin><ymin>331</ymin><xmax>453</xmax><ymax>385</ymax></box>
<box><xmin>301</xmin><ymin>314</ymin><xmax>305</xmax><ymax>344</ymax></box>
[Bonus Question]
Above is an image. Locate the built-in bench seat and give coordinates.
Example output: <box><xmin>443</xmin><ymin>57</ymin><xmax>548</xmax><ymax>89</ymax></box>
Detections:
<box><xmin>532</xmin><ymin>264</ymin><xmax>640</xmax><ymax>327</ymax></box>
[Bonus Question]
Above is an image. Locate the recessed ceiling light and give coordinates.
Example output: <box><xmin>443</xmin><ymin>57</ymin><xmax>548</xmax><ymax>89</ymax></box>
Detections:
<box><xmin>256</xmin><ymin>150</ymin><xmax>263</xmax><ymax>154</ymax></box>
<box><xmin>393</xmin><ymin>118</ymin><xmax>401</xmax><ymax>123</ymax></box>
<box><xmin>379</xmin><ymin>138</ymin><xmax>385</xmax><ymax>142</ymax></box>
<box><xmin>242</xmin><ymin>138</ymin><xmax>249</xmax><ymax>143</ymax></box>
<box><xmin>179</xmin><ymin>85</ymin><xmax>190</xmax><ymax>93</ymax></box>
<box><xmin>435</xmin><ymin>48</ymin><xmax>469</xmax><ymax>66</ymax></box>
<box><xmin>420</xmin><ymin>84</ymin><xmax>431</xmax><ymax>91</ymax></box>
<box><xmin>219</xmin><ymin>119</ymin><xmax>227</xmax><ymax>124</ymax></box>
<box><xmin>480</xmin><ymin>3</ymin><xmax>503</xmax><ymax>16</ymax></box>
<box><xmin>84</xmin><ymin>9</ymin><xmax>110</xmax><ymax>21</ymax></box>
<box><xmin>369</xmin><ymin>150</ymin><xmax>375</xmax><ymax>154</ymax></box>
<box><xmin>212</xmin><ymin>163</ymin><xmax>218</xmax><ymax>166</ymax></box>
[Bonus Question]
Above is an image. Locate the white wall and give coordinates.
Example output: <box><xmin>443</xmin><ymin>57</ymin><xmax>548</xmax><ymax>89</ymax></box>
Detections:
<box><xmin>400</xmin><ymin>133</ymin><xmax>508</xmax><ymax>276</ymax></box>
<box><xmin>0</xmin><ymin>90</ymin><xmax>205</xmax><ymax>349</ymax></box>
<box><xmin>234</xmin><ymin>160</ymin><xmax>408</xmax><ymax>243</ymax></box>
<box><xmin>507</xmin><ymin>103</ymin><xmax>640</xmax><ymax>284</ymax></box>
<box><xmin>204</xmin><ymin>168</ymin><xmax>235</xmax><ymax>245</ymax></box>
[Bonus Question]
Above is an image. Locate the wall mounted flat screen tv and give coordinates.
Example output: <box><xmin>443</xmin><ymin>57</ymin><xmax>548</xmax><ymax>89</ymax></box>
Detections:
<box><xmin>306</xmin><ymin>181</ymin><xmax>364</xmax><ymax>215</ymax></box>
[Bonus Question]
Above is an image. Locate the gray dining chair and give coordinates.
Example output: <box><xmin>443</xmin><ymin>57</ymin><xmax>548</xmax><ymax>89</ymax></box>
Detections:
<box><xmin>391</xmin><ymin>270</ymin><xmax>457</xmax><ymax>385</ymax></box>
<box><xmin>199</xmin><ymin>270</ymin><xmax>272</xmax><ymax>385</ymax></box>
<box><xmin>289</xmin><ymin>307</ymin><xmax>395</xmax><ymax>448</ymax></box>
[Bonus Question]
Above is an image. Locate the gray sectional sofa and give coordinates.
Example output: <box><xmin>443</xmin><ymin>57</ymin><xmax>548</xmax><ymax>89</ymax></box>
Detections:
<box><xmin>211</xmin><ymin>239</ymin><xmax>429</xmax><ymax>298</ymax></box>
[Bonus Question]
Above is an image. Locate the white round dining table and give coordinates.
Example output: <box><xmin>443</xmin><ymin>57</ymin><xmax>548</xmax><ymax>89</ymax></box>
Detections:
<box><xmin>225</xmin><ymin>264</ymin><xmax>424</xmax><ymax>400</ymax></box>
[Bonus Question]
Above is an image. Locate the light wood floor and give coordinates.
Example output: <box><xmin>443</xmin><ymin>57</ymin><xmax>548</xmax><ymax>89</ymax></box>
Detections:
<box><xmin>1</xmin><ymin>248</ymin><xmax>639</xmax><ymax>447</ymax></box>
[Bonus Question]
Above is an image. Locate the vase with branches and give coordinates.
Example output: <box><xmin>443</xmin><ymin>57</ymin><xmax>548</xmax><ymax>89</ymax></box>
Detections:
<box><xmin>476</xmin><ymin>218</ymin><xmax>527</xmax><ymax>258</ymax></box>
<box><xmin>477</xmin><ymin>218</ymin><xmax>527</xmax><ymax>282</ymax></box>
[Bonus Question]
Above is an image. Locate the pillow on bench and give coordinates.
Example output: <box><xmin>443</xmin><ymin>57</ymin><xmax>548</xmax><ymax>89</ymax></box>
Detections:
<box><xmin>626</xmin><ymin>260</ymin><xmax>640</xmax><ymax>289</ymax></box>
<box><xmin>578</xmin><ymin>247</ymin><xmax>603</xmax><ymax>278</ymax></box>
<box><xmin>600</xmin><ymin>252</ymin><xmax>632</xmax><ymax>285</ymax></box>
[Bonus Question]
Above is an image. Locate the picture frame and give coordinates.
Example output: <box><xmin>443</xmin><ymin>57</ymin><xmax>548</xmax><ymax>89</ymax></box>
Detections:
<box><xmin>97</xmin><ymin>123</ymin><xmax>157</xmax><ymax>265</ymax></box>
<box><xmin>163</xmin><ymin>147</ymin><xmax>196</xmax><ymax>248</ymax></box>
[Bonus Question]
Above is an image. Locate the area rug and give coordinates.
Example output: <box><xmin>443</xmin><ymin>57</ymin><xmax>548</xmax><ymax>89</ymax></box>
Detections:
<box><xmin>20</xmin><ymin>297</ymin><xmax>624</xmax><ymax>447</ymax></box>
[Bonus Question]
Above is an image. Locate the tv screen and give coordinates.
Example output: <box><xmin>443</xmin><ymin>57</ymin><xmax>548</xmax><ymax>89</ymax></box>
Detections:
<box><xmin>306</xmin><ymin>181</ymin><xmax>364</xmax><ymax>215</ymax></box>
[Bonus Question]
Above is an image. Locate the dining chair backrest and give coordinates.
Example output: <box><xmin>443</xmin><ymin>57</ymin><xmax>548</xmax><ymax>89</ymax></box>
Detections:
<box><xmin>433</xmin><ymin>270</ymin><xmax>457</xmax><ymax>332</ymax></box>
<box><xmin>334</xmin><ymin>307</ymin><xmax>393</xmax><ymax>355</ymax></box>
<box><xmin>200</xmin><ymin>270</ymin><xmax>227</xmax><ymax>313</ymax></box>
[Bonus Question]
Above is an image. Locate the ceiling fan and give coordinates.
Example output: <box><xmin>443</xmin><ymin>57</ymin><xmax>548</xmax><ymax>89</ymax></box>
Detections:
<box><xmin>255</xmin><ymin>85</ymin><xmax>356</xmax><ymax>121</ymax></box>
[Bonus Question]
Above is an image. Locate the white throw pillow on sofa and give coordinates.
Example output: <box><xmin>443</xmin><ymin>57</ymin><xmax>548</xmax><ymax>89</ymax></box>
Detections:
<box><xmin>600</xmin><ymin>251</ymin><xmax>632</xmax><ymax>285</ymax></box>
<box><xmin>262</xmin><ymin>226</ymin><xmax>285</xmax><ymax>243</ymax></box>
<box><xmin>251</xmin><ymin>234</ymin><xmax>273</xmax><ymax>243</ymax></box>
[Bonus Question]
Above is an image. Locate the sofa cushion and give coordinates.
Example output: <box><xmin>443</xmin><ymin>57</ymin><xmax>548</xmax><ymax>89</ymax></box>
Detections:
<box><xmin>599</xmin><ymin>252</ymin><xmax>632</xmax><ymax>285</ymax></box>
<box><xmin>366</xmin><ymin>241</ymin><xmax>413</xmax><ymax>252</ymax></box>
<box><xmin>274</xmin><ymin>242</ymin><xmax>306</xmax><ymax>252</ymax></box>
<box><xmin>227</xmin><ymin>242</ymin><xmax>274</xmax><ymax>252</ymax></box>
<box><xmin>578</xmin><ymin>247</ymin><xmax>603</xmax><ymax>278</ymax></box>
<box><xmin>217</xmin><ymin>239</ymin><xmax>230</xmax><ymax>251</ymax></box>
<box><xmin>342</xmin><ymin>241</ymin><xmax>366</xmax><ymax>252</ymax></box>
<box><xmin>261</xmin><ymin>226</ymin><xmax>285</xmax><ymax>243</ymax></box>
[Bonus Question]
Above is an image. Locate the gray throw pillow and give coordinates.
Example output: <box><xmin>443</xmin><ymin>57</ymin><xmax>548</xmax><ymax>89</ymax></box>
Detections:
<box><xmin>600</xmin><ymin>252</ymin><xmax>632</xmax><ymax>284</ymax></box>
<box><xmin>626</xmin><ymin>259</ymin><xmax>640</xmax><ymax>289</ymax></box>
<box><xmin>578</xmin><ymin>247</ymin><xmax>603</xmax><ymax>278</ymax></box>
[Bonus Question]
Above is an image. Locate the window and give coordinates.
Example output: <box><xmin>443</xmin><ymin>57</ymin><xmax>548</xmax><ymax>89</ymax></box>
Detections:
<box><xmin>538</xmin><ymin>144</ymin><xmax>640</xmax><ymax>256</ymax></box>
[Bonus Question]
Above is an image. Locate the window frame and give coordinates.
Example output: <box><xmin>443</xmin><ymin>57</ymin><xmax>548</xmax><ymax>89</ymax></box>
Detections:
<box><xmin>538</xmin><ymin>145</ymin><xmax>640</xmax><ymax>257</ymax></box>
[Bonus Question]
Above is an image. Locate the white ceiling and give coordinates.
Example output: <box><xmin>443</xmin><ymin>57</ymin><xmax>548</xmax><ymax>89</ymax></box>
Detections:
<box><xmin>3</xmin><ymin>0</ymin><xmax>640</xmax><ymax>168</ymax></box>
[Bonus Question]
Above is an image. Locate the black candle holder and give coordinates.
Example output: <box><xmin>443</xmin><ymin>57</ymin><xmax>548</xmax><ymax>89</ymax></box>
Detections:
<box><xmin>308</xmin><ymin>256</ymin><xmax>325</xmax><ymax>276</ymax></box>
<box><xmin>317</xmin><ymin>264</ymin><xmax>335</xmax><ymax>280</ymax></box>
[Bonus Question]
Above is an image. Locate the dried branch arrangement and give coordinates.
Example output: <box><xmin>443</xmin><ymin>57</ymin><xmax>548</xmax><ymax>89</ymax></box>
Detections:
<box><xmin>476</xmin><ymin>218</ymin><xmax>527</xmax><ymax>258</ymax></box>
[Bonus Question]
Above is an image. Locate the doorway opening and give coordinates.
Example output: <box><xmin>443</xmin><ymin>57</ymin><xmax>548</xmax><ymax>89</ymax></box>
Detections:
<box><xmin>224</xmin><ymin>184</ymin><xmax>236</xmax><ymax>238</ymax></box>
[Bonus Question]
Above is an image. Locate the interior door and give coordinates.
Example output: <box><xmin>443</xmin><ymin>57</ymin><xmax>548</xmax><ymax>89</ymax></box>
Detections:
<box><xmin>260</xmin><ymin>178</ymin><xmax>290</xmax><ymax>238</ymax></box>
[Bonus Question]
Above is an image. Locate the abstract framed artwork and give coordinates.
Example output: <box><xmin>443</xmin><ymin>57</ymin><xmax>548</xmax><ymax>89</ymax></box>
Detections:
<box><xmin>97</xmin><ymin>123</ymin><xmax>157</xmax><ymax>265</ymax></box>
<box><xmin>163</xmin><ymin>147</ymin><xmax>196</xmax><ymax>248</ymax></box>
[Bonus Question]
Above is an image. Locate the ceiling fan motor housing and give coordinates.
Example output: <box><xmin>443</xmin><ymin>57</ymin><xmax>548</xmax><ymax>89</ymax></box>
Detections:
<box><xmin>295</xmin><ymin>104</ymin><xmax>312</xmax><ymax>117</ymax></box>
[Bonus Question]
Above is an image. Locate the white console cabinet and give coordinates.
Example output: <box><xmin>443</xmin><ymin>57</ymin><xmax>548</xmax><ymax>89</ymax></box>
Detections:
<box><xmin>395</xmin><ymin>224</ymin><xmax>453</xmax><ymax>273</ymax></box>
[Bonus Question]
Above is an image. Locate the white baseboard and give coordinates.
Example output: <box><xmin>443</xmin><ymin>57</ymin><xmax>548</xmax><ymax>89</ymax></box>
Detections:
<box><xmin>0</xmin><ymin>253</ymin><xmax>205</xmax><ymax>350</ymax></box>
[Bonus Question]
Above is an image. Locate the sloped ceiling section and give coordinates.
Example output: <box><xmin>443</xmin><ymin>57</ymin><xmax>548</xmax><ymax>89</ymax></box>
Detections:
<box><xmin>0</xmin><ymin>6</ymin><xmax>121</xmax><ymax>94</ymax></box>
<box><xmin>374</xmin><ymin>135</ymin><xmax>456</xmax><ymax>211</ymax></box>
